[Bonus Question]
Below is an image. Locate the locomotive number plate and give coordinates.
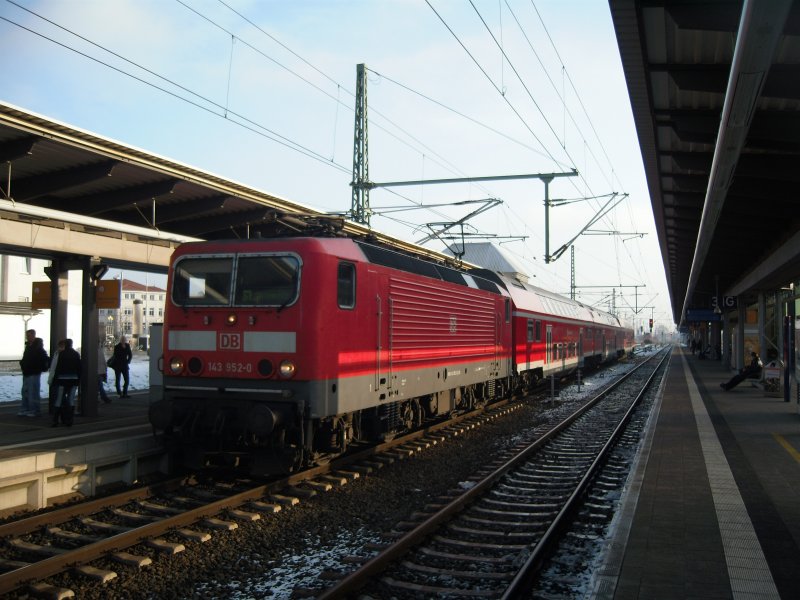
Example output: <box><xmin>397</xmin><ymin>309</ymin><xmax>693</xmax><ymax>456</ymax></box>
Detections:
<box><xmin>208</xmin><ymin>361</ymin><xmax>253</xmax><ymax>374</ymax></box>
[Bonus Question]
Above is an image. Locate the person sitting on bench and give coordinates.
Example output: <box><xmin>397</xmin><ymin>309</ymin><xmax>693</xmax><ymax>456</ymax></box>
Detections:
<box><xmin>720</xmin><ymin>352</ymin><xmax>761</xmax><ymax>391</ymax></box>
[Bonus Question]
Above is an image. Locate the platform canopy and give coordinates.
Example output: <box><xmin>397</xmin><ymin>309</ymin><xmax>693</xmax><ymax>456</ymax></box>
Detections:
<box><xmin>0</xmin><ymin>101</ymin><xmax>457</xmax><ymax>271</ymax></box>
<box><xmin>610</xmin><ymin>0</ymin><xmax>800</xmax><ymax>323</ymax></box>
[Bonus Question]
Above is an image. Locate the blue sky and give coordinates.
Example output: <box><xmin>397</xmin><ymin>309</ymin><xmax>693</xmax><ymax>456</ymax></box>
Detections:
<box><xmin>0</xmin><ymin>0</ymin><xmax>673</xmax><ymax>331</ymax></box>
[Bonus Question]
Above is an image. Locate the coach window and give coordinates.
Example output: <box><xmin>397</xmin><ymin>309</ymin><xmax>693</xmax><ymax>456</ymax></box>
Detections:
<box><xmin>527</xmin><ymin>319</ymin><xmax>534</xmax><ymax>342</ymax></box>
<box><xmin>337</xmin><ymin>262</ymin><xmax>356</xmax><ymax>309</ymax></box>
<box><xmin>505</xmin><ymin>299</ymin><xmax>511</xmax><ymax>323</ymax></box>
<box><xmin>535</xmin><ymin>320</ymin><xmax>542</xmax><ymax>342</ymax></box>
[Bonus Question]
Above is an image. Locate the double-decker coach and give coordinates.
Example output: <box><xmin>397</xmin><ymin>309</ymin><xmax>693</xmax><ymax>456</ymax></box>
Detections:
<box><xmin>474</xmin><ymin>269</ymin><xmax>634</xmax><ymax>391</ymax></box>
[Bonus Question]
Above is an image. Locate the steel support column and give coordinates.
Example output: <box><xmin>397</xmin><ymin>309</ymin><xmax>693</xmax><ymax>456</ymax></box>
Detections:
<box><xmin>80</xmin><ymin>258</ymin><xmax>99</xmax><ymax>418</ymax></box>
<box><xmin>758</xmin><ymin>292</ymin><xmax>766</xmax><ymax>365</ymax></box>
<box><xmin>737</xmin><ymin>300</ymin><xmax>746</xmax><ymax>371</ymax></box>
<box><xmin>722</xmin><ymin>309</ymin><xmax>731</xmax><ymax>369</ymax></box>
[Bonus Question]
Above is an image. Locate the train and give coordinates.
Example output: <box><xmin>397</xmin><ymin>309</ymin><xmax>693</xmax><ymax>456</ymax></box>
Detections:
<box><xmin>148</xmin><ymin>236</ymin><xmax>634</xmax><ymax>474</ymax></box>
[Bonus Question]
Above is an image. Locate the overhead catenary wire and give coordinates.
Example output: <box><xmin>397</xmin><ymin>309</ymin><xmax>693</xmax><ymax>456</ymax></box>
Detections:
<box><xmin>466</xmin><ymin>0</ymin><xmax>603</xmax><ymax>205</ymax></box>
<box><xmin>424</xmin><ymin>0</ymin><xmax>632</xmax><ymax>278</ymax></box>
<box><xmin>365</xmin><ymin>69</ymin><xmax>566</xmax><ymax>166</ymax></box>
<box><xmin>179</xmin><ymin>0</ymin><xmax>508</xmax><ymax>216</ymax></box>
<box><xmin>503</xmin><ymin>0</ymin><xmax>616</xmax><ymax>191</ymax></box>
<box><xmin>1</xmin><ymin>0</ymin><xmax>492</xmax><ymax>238</ymax></box>
<box><xmin>470</xmin><ymin>1</ymin><xmax>650</xmax><ymax>305</ymax></box>
<box><xmin>1</xmin><ymin>2</ymin><xmax>352</xmax><ymax>174</ymax></box>
<box><xmin>3</xmin><ymin>0</ymin><xmax>463</xmax><ymax>229</ymax></box>
<box><xmin>3</xmin><ymin>0</ymin><xmax>654</xmax><ymax>320</ymax></box>
<box><xmin>529</xmin><ymin>0</ymin><xmax>623</xmax><ymax>192</ymax></box>
<box><xmin>183</xmin><ymin>0</ymin><xmax>513</xmax><ymax>196</ymax></box>
<box><xmin>423</xmin><ymin>0</ymin><xmax>560</xmax><ymax>169</ymax></box>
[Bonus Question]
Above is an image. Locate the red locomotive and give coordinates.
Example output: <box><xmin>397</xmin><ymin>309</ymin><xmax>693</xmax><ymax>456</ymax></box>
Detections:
<box><xmin>149</xmin><ymin>236</ymin><xmax>633</xmax><ymax>474</ymax></box>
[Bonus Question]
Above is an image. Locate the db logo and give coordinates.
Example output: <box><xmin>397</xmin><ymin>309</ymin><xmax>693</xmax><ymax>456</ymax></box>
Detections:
<box><xmin>219</xmin><ymin>333</ymin><xmax>241</xmax><ymax>350</ymax></box>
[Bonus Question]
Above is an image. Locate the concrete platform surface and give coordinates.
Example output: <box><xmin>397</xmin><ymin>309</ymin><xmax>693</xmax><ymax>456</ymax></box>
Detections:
<box><xmin>595</xmin><ymin>347</ymin><xmax>800</xmax><ymax>600</ymax></box>
<box><xmin>0</xmin><ymin>390</ymin><xmax>166</xmax><ymax>513</ymax></box>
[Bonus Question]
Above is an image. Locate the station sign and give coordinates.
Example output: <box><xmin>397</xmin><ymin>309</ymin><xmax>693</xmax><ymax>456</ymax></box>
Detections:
<box><xmin>31</xmin><ymin>281</ymin><xmax>51</xmax><ymax>309</ymax></box>
<box><xmin>96</xmin><ymin>279</ymin><xmax>121</xmax><ymax>309</ymax></box>
<box><xmin>31</xmin><ymin>279</ymin><xmax>120</xmax><ymax>309</ymax></box>
<box><xmin>711</xmin><ymin>296</ymin><xmax>737</xmax><ymax>311</ymax></box>
<box><xmin>685</xmin><ymin>308</ymin><xmax>720</xmax><ymax>322</ymax></box>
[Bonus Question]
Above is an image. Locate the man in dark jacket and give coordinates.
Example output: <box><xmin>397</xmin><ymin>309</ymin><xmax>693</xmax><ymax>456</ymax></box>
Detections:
<box><xmin>19</xmin><ymin>329</ymin><xmax>49</xmax><ymax>417</ymax></box>
<box><xmin>720</xmin><ymin>352</ymin><xmax>762</xmax><ymax>391</ymax></box>
<box><xmin>111</xmin><ymin>336</ymin><xmax>133</xmax><ymax>398</ymax></box>
<box><xmin>52</xmin><ymin>338</ymin><xmax>80</xmax><ymax>427</ymax></box>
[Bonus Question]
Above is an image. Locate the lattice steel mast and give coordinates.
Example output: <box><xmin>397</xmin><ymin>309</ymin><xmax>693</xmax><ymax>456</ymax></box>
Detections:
<box><xmin>351</xmin><ymin>63</ymin><xmax>370</xmax><ymax>226</ymax></box>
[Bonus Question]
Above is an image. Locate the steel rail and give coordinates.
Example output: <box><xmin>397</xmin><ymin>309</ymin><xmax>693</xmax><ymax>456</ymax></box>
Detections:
<box><xmin>0</xmin><ymin>398</ymin><xmax>513</xmax><ymax>594</ymax></box>
<box><xmin>315</xmin><ymin>350</ymin><xmax>668</xmax><ymax>599</ymax></box>
<box><xmin>501</xmin><ymin>349</ymin><xmax>671</xmax><ymax>598</ymax></box>
<box><xmin>0</xmin><ymin>477</ymin><xmax>187</xmax><ymax>539</ymax></box>
<box><xmin>0</xmin><ymin>479</ymin><xmax>277</xmax><ymax>594</ymax></box>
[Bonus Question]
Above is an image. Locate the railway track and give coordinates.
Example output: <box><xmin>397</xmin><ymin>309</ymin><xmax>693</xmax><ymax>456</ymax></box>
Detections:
<box><xmin>0</xmin><ymin>397</ymin><xmax>523</xmax><ymax>597</ymax></box>
<box><xmin>314</xmin><ymin>348</ymin><xmax>670</xmax><ymax>599</ymax></box>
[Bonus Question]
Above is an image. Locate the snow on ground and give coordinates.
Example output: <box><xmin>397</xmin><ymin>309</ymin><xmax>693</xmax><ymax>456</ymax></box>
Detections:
<box><xmin>0</xmin><ymin>351</ymin><xmax>152</xmax><ymax>403</ymax></box>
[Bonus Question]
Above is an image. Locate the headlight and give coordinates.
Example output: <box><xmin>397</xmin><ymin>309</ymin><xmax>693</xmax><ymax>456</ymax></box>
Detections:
<box><xmin>226</xmin><ymin>313</ymin><xmax>237</xmax><ymax>325</ymax></box>
<box><xmin>279</xmin><ymin>360</ymin><xmax>296</xmax><ymax>378</ymax></box>
<box><xmin>169</xmin><ymin>356</ymin><xmax>185</xmax><ymax>374</ymax></box>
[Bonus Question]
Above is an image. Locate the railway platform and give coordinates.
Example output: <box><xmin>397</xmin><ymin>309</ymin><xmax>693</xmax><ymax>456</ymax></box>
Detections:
<box><xmin>596</xmin><ymin>346</ymin><xmax>800</xmax><ymax>599</ymax></box>
<box><xmin>0</xmin><ymin>389</ymin><xmax>166</xmax><ymax>514</ymax></box>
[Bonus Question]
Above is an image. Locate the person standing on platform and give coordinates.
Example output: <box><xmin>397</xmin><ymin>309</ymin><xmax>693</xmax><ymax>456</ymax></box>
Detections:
<box><xmin>19</xmin><ymin>329</ymin><xmax>49</xmax><ymax>417</ymax></box>
<box><xmin>52</xmin><ymin>338</ymin><xmax>80</xmax><ymax>427</ymax></box>
<box><xmin>47</xmin><ymin>339</ymin><xmax>65</xmax><ymax>414</ymax></box>
<box><xmin>97</xmin><ymin>341</ymin><xmax>112</xmax><ymax>404</ymax></box>
<box><xmin>111</xmin><ymin>335</ymin><xmax>132</xmax><ymax>398</ymax></box>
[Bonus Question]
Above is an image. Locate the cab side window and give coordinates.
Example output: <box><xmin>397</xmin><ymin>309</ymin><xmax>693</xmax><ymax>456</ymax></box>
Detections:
<box><xmin>337</xmin><ymin>262</ymin><xmax>356</xmax><ymax>309</ymax></box>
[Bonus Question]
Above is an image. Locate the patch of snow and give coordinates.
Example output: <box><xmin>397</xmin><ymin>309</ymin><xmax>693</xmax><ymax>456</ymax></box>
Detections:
<box><xmin>195</xmin><ymin>528</ymin><xmax>381</xmax><ymax>599</ymax></box>
<box><xmin>0</xmin><ymin>352</ymin><xmax>152</xmax><ymax>403</ymax></box>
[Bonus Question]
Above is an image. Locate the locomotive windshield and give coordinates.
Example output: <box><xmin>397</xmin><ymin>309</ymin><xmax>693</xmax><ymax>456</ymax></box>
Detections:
<box><xmin>234</xmin><ymin>255</ymin><xmax>299</xmax><ymax>306</ymax></box>
<box><xmin>172</xmin><ymin>257</ymin><xmax>233</xmax><ymax>306</ymax></box>
<box><xmin>171</xmin><ymin>254</ymin><xmax>300</xmax><ymax>307</ymax></box>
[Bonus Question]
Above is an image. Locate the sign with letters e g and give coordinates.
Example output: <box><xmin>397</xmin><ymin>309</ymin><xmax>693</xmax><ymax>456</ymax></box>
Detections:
<box><xmin>218</xmin><ymin>332</ymin><xmax>241</xmax><ymax>350</ymax></box>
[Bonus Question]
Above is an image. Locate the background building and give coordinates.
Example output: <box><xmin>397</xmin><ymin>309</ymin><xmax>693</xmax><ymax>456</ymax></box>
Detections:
<box><xmin>0</xmin><ymin>254</ymin><xmax>166</xmax><ymax>360</ymax></box>
<box><xmin>100</xmin><ymin>277</ymin><xmax>166</xmax><ymax>350</ymax></box>
<box><xmin>0</xmin><ymin>255</ymin><xmax>83</xmax><ymax>361</ymax></box>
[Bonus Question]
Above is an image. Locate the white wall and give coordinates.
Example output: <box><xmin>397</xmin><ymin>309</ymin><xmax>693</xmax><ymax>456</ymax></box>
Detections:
<box><xmin>0</xmin><ymin>256</ymin><xmax>84</xmax><ymax>361</ymax></box>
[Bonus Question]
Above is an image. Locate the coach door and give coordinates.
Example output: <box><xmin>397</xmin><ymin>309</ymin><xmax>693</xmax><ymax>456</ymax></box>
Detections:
<box><xmin>375</xmin><ymin>294</ymin><xmax>392</xmax><ymax>397</ymax></box>
<box><xmin>579</xmin><ymin>328</ymin><xmax>584</xmax><ymax>367</ymax></box>
<box><xmin>495</xmin><ymin>311</ymin><xmax>501</xmax><ymax>375</ymax></box>
<box><xmin>546</xmin><ymin>325</ymin><xmax>552</xmax><ymax>365</ymax></box>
